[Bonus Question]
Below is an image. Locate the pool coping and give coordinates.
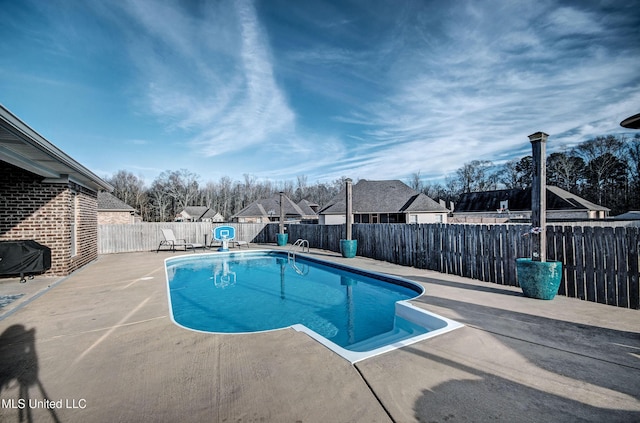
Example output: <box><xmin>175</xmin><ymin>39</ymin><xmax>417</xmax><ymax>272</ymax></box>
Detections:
<box><xmin>163</xmin><ymin>249</ymin><xmax>464</xmax><ymax>363</ymax></box>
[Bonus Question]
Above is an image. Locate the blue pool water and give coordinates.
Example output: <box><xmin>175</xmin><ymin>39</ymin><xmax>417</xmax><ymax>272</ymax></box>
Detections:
<box><xmin>165</xmin><ymin>250</ymin><xmax>462</xmax><ymax>362</ymax></box>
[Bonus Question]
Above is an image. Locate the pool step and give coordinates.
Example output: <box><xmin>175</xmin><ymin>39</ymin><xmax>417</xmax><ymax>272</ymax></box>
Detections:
<box><xmin>347</xmin><ymin>317</ymin><xmax>429</xmax><ymax>352</ymax></box>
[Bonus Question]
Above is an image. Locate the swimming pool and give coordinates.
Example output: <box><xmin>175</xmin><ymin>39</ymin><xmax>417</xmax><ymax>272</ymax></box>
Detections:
<box><xmin>164</xmin><ymin>250</ymin><xmax>462</xmax><ymax>362</ymax></box>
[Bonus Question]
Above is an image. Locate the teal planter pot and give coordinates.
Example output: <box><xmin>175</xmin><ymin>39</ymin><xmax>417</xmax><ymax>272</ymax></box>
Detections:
<box><xmin>516</xmin><ymin>258</ymin><xmax>563</xmax><ymax>300</ymax></box>
<box><xmin>340</xmin><ymin>239</ymin><xmax>357</xmax><ymax>258</ymax></box>
<box><xmin>276</xmin><ymin>233</ymin><xmax>288</xmax><ymax>246</ymax></box>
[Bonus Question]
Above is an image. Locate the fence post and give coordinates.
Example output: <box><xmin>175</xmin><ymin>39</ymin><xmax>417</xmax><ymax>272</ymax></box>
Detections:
<box><xmin>529</xmin><ymin>131</ymin><xmax>549</xmax><ymax>262</ymax></box>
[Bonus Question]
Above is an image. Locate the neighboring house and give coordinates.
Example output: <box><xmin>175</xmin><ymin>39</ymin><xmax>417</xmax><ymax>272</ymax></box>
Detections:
<box><xmin>98</xmin><ymin>191</ymin><xmax>137</xmax><ymax>224</ymax></box>
<box><xmin>318</xmin><ymin>179</ymin><xmax>450</xmax><ymax>225</ymax></box>
<box><xmin>298</xmin><ymin>199</ymin><xmax>319</xmax><ymax>214</ymax></box>
<box><xmin>231</xmin><ymin>193</ymin><xmax>316</xmax><ymax>223</ymax></box>
<box><xmin>452</xmin><ymin>186</ymin><xmax>610</xmax><ymax>223</ymax></box>
<box><xmin>0</xmin><ymin>105</ymin><xmax>113</xmax><ymax>276</ymax></box>
<box><xmin>296</xmin><ymin>199</ymin><xmax>319</xmax><ymax>223</ymax></box>
<box><xmin>176</xmin><ymin>206</ymin><xmax>224</xmax><ymax>222</ymax></box>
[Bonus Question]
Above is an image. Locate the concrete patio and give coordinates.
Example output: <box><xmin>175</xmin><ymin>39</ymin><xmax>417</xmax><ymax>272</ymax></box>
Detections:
<box><xmin>1</xmin><ymin>247</ymin><xmax>638</xmax><ymax>422</ymax></box>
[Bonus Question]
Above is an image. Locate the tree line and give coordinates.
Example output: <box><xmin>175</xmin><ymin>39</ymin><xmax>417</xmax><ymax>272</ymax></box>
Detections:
<box><xmin>107</xmin><ymin>171</ymin><xmax>349</xmax><ymax>222</ymax></box>
<box><xmin>107</xmin><ymin>134</ymin><xmax>640</xmax><ymax>221</ymax></box>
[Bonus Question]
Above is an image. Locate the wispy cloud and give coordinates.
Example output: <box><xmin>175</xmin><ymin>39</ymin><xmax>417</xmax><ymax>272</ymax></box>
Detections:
<box><xmin>324</xmin><ymin>0</ymin><xmax>640</xmax><ymax>180</ymax></box>
<box><xmin>118</xmin><ymin>0</ymin><xmax>295</xmax><ymax>156</ymax></box>
<box><xmin>3</xmin><ymin>0</ymin><xmax>638</xmax><ymax>185</ymax></box>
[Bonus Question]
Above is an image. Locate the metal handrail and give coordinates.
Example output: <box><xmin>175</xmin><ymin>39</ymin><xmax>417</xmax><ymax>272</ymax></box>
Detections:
<box><xmin>287</xmin><ymin>239</ymin><xmax>310</xmax><ymax>275</ymax></box>
<box><xmin>287</xmin><ymin>239</ymin><xmax>309</xmax><ymax>262</ymax></box>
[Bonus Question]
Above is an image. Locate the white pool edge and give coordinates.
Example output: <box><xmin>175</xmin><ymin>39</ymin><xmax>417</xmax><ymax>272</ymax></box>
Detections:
<box><xmin>292</xmin><ymin>301</ymin><xmax>464</xmax><ymax>363</ymax></box>
<box><xmin>164</xmin><ymin>249</ymin><xmax>465</xmax><ymax>363</ymax></box>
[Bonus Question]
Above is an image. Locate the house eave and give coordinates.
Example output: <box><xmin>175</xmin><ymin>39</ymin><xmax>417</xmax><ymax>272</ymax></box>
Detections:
<box><xmin>0</xmin><ymin>104</ymin><xmax>113</xmax><ymax>193</ymax></box>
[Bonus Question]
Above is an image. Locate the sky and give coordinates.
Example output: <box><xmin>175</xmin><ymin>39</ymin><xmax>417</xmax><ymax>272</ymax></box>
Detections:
<box><xmin>1</xmin><ymin>0</ymin><xmax>639</xmax><ymax>187</ymax></box>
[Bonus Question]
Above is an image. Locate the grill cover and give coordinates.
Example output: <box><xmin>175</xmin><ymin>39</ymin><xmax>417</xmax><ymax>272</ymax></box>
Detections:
<box><xmin>0</xmin><ymin>240</ymin><xmax>52</xmax><ymax>277</ymax></box>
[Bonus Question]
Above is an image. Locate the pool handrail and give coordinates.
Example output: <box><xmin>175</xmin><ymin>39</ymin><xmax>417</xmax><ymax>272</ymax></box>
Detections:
<box><xmin>288</xmin><ymin>239</ymin><xmax>310</xmax><ymax>275</ymax></box>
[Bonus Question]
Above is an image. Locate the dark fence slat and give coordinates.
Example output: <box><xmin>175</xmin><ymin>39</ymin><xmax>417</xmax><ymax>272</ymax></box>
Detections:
<box><xmin>593</xmin><ymin>227</ymin><xmax>607</xmax><ymax>304</ymax></box>
<box><xmin>615</xmin><ymin>226</ymin><xmax>628</xmax><ymax>308</ymax></box>
<box><xmin>628</xmin><ymin>227</ymin><xmax>640</xmax><ymax>310</ymax></box>
<box><xmin>582</xmin><ymin>227</ymin><xmax>596</xmax><ymax>302</ymax></box>
<box><xmin>574</xmin><ymin>226</ymin><xmax>586</xmax><ymax>300</ymax></box>
<box><xmin>550</xmin><ymin>226</ymin><xmax>567</xmax><ymax>296</ymax></box>
<box><xmin>603</xmin><ymin>227</ymin><xmax>617</xmax><ymax>306</ymax></box>
<box><xmin>563</xmin><ymin>226</ymin><xmax>576</xmax><ymax>299</ymax></box>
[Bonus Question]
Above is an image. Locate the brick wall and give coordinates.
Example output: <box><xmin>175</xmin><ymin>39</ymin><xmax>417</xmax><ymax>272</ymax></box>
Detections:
<box><xmin>0</xmin><ymin>162</ymin><xmax>98</xmax><ymax>276</ymax></box>
<box><xmin>70</xmin><ymin>182</ymin><xmax>98</xmax><ymax>274</ymax></box>
<box><xmin>98</xmin><ymin>211</ymin><xmax>134</xmax><ymax>225</ymax></box>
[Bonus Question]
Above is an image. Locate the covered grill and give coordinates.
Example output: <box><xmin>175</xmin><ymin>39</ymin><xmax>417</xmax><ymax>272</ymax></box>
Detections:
<box><xmin>0</xmin><ymin>240</ymin><xmax>52</xmax><ymax>283</ymax></box>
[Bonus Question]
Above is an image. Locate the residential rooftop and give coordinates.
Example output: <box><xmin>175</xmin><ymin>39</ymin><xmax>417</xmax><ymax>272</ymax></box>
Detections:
<box><xmin>320</xmin><ymin>179</ymin><xmax>448</xmax><ymax>214</ymax></box>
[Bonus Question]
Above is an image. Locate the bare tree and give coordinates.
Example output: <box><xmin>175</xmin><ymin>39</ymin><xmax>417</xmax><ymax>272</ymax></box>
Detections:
<box><xmin>147</xmin><ymin>177</ymin><xmax>172</xmax><ymax>222</ymax></box>
<box><xmin>408</xmin><ymin>171</ymin><xmax>423</xmax><ymax>191</ymax></box>
<box><xmin>574</xmin><ymin>135</ymin><xmax>627</xmax><ymax>207</ymax></box>
<box><xmin>106</xmin><ymin>170</ymin><xmax>149</xmax><ymax>219</ymax></box>
<box><xmin>626</xmin><ymin>134</ymin><xmax>640</xmax><ymax>210</ymax></box>
<box><xmin>148</xmin><ymin>169</ymin><xmax>200</xmax><ymax>220</ymax></box>
<box><xmin>547</xmin><ymin>152</ymin><xmax>585</xmax><ymax>192</ymax></box>
<box><xmin>455</xmin><ymin>160</ymin><xmax>497</xmax><ymax>193</ymax></box>
<box><xmin>499</xmin><ymin>156</ymin><xmax>532</xmax><ymax>189</ymax></box>
<box><xmin>295</xmin><ymin>175</ymin><xmax>308</xmax><ymax>202</ymax></box>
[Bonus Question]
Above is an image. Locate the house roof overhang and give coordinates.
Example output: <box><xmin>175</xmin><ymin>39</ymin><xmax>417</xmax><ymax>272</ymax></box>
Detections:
<box><xmin>621</xmin><ymin>113</ymin><xmax>640</xmax><ymax>129</ymax></box>
<box><xmin>0</xmin><ymin>104</ymin><xmax>113</xmax><ymax>192</ymax></box>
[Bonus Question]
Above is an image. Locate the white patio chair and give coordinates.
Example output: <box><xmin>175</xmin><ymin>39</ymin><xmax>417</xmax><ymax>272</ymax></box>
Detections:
<box><xmin>156</xmin><ymin>229</ymin><xmax>204</xmax><ymax>253</ymax></box>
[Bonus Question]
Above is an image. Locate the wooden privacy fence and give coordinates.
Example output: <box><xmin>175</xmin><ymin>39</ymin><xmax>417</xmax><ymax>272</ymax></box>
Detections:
<box><xmin>98</xmin><ymin>222</ymin><xmax>269</xmax><ymax>254</ymax></box>
<box><xmin>98</xmin><ymin>222</ymin><xmax>640</xmax><ymax>309</ymax></box>
<box><xmin>285</xmin><ymin>223</ymin><xmax>640</xmax><ymax>309</ymax></box>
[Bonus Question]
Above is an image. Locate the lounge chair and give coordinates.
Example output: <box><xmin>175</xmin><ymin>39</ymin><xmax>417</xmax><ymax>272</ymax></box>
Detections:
<box><xmin>234</xmin><ymin>240</ymin><xmax>250</xmax><ymax>249</ymax></box>
<box><xmin>156</xmin><ymin>229</ymin><xmax>204</xmax><ymax>253</ymax></box>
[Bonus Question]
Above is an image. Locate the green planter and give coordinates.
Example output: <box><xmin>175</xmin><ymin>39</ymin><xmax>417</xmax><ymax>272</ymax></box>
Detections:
<box><xmin>516</xmin><ymin>258</ymin><xmax>563</xmax><ymax>300</ymax></box>
<box><xmin>276</xmin><ymin>233</ymin><xmax>288</xmax><ymax>246</ymax></box>
<box><xmin>340</xmin><ymin>239</ymin><xmax>357</xmax><ymax>258</ymax></box>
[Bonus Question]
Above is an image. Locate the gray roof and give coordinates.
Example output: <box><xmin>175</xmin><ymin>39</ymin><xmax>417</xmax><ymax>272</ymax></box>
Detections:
<box><xmin>232</xmin><ymin>193</ymin><xmax>311</xmax><ymax>219</ymax></box>
<box><xmin>98</xmin><ymin>191</ymin><xmax>135</xmax><ymax>211</ymax></box>
<box><xmin>546</xmin><ymin>186</ymin><xmax>609</xmax><ymax>211</ymax></box>
<box><xmin>0</xmin><ymin>104</ymin><xmax>113</xmax><ymax>192</ymax></box>
<box><xmin>454</xmin><ymin>186</ymin><xmax>610</xmax><ymax>212</ymax></box>
<box><xmin>319</xmin><ymin>180</ymin><xmax>448</xmax><ymax>214</ymax></box>
<box><xmin>296</xmin><ymin>199</ymin><xmax>318</xmax><ymax>216</ymax></box>
<box><xmin>178</xmin><ymin>207</ymin><xmax>222</xmax><ymax>220</ymax></box>
<box><xmin>612</xmin><ymin>211</ymin><xmax>640</xmax><ymax>220</ymax></box>
<box><xmin>200</xmin><ymin>209</ymin><xmax>222</xmax><ymax>220</ymax></box>
<box><xmin>181</xmin><ymin>206</ymin><xmax>209</xmax><ymax>219</ymax></box>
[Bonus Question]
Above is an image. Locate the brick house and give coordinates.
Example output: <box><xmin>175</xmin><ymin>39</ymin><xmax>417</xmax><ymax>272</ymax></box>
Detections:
<box><xmin>98</xmin><ymin>191</ymin><xmax>138</xmax><ymax>224</ymax></box>
<box><xmin>175</xmin><ymin>206</ymin><xmax>224</xmax><ymax>222</ymax></box>
<box><xmin>452</xmin><ymin>186</ymin><xmax>610</xmax><ymax>223</ymax></box>
<box><xmin>0</xmin><ymin>105</ymin><xmax>113</xmax><ymax>276</ymax></box>
<box><xmin>230</xmin><ymin>193</ymin><xmax>317</xmax><ymax>223</ymax></box>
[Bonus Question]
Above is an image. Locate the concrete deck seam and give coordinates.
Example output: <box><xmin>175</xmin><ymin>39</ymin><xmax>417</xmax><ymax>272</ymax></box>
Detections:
<box><xmin>353</xmin><ymin>362</ymin><xmax>396</xmax><ymax>423</ymax></box>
